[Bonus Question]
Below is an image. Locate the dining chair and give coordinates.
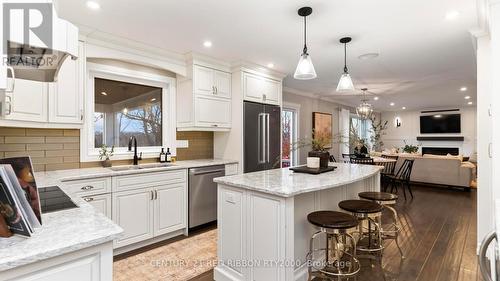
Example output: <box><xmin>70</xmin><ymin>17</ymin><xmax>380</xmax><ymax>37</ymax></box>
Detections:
<box><xmin>386</xmin><ymin>159</ymin><xmax>415</xmax><ymax>200</ymax></box>
<box><xmin>342</xmin><ymin>153</ymin><xmax>356</xmax><ymax>163</ymax></box>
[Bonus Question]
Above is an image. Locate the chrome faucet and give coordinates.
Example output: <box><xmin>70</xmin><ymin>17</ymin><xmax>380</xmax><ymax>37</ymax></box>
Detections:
<box><xmin>128</xmin><ymin>136</ymin><xmax>142</xmax><ymax>165</ymax></box>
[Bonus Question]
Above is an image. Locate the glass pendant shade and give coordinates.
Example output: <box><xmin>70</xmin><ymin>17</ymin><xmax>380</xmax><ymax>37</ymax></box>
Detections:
<box><xmin>336</xmin><ymin>72</ymin><xmax>355</xmax><ymax>92</ymax></box>
<box><xmin>356</xmin><ymin>100</ymin><xmax>373</xmax><ymax>119</ymax></box>
<box><xmin>294</xmin><ymin>53</ymin><xmax>317</xmax><ymax>80</ymax></box>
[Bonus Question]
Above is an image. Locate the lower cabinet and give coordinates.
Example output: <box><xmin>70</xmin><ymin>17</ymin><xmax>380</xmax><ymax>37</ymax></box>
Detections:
<box><xmin>112</xmin><ymin>182</ymin><xmax>187</xmax><ymax>248</ymax></box>
<box><xmin>82</xmin><ymin>194</ymin><xmax>112</xmax><ymax>219</ymax></box>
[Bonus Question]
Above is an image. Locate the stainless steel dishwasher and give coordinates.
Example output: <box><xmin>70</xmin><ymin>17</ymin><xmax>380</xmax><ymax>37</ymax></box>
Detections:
<box><xmin>188</xmin><ymin>165</ymin><xmax>225</xmax><ymax>229</ymax></box>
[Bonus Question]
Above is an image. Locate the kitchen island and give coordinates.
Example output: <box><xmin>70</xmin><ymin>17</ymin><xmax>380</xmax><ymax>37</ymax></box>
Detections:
<box><xmin>213</xmin><ymin>163</ymin><xmax>383</xmax><ymax>281</ymax></box>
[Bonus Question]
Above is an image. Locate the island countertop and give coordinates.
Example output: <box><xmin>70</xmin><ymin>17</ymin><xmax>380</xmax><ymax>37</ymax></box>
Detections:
<box><xmin>214</xmin><ymin>163</ymin><xmax>383</xmax><ymax>198</ymax></box>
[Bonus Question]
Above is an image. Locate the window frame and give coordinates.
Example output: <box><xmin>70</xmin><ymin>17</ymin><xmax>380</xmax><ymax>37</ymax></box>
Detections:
<box><xmin>81</xmin><ymin>62</ymin><xmax>176</xmax><ymax>162</ymax></box>
<box><xmin>282</xmin><ymin>102</ymin><xmax>300</xmax><ymax>167</ymax></box>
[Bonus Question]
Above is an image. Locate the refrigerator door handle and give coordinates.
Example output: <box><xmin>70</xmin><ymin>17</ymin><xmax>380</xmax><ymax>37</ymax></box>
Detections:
<box><xmin>258</xmin><ymin>113</ymin><xmax>266</xmax><ymax>164</ymax></box>
<box><xmin>266</xmin><ymin>113</ymin><xmax>270</xmax><ymax>163</ymax></box>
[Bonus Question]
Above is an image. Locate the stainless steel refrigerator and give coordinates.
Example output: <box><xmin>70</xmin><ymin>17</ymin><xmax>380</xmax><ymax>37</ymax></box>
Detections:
<box><xmin>244</xmin><ymin>101</ymin><xmax>281</xmax><ymax>173</ymax></box>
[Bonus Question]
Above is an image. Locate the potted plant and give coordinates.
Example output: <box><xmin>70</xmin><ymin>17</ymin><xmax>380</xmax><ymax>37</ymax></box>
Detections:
<box><xmin>292</xmin><ymin>129</ymin><xmax>331</xmax><ymax>168</ymax></box>
<box><xmin>402</xmin><ymin>140</ymin><xmax>419</xmax><ymax>154</ymax></box>
<box><xmin>98</xmin><ymin>145</ymin><xmax>115</xmax><ymax>167</ymax></box>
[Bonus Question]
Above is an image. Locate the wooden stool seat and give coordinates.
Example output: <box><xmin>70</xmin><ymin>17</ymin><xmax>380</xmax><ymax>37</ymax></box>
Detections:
<box><xmin>358</xmin><ymin>191</ymin><xmax>398</xmax><ymax>201</ymax></box>
<box><xmin>339</xmin><ymin>200</ymin><xmax>383</xmax><ymax>214</ymax></box>
<box><xmin>307</xmin><ymin>211</ymin><xmax>358</xmax><ymax>229</ymax></box>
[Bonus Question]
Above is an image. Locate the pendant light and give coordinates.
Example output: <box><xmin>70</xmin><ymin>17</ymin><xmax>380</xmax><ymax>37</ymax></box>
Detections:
<box><xmin>356</xmin><ymin>88</ymin><xmax>373</xmax><ymax>119</ymax></box>
<box><xmin>294</xmin><ymin>7</ymin><xmax>317</xmax><ymax>80</ymax></box>
<box><xmin>336</xmin><ymin>37</ymin><xmax>355</xmax><ymax>92</ymax></box>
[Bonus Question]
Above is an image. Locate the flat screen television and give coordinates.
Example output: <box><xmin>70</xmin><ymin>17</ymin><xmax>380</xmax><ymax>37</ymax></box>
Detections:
<box><xmin>420</xmin><ymin>114</ymin><xmax>461</xmax><ymax>134</ymax></box>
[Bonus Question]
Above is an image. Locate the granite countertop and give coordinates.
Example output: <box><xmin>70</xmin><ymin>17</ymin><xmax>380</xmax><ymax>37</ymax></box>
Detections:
<box><xmin>214</xmin><ymin>163</ymin><xmax>383</xmax><ymax>198</ymax></box>
<box><xmin>35</xmin><ymin>159</ymin><xmax>238</xmax><ymax>184</ymax></box>
<box><xmin>0</xmin><ymin>194</ymin><xmax>123</xmax><ymax>271</ymax></box>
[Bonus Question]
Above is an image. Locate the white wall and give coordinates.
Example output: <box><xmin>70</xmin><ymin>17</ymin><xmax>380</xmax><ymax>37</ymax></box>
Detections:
<box><xmin>380</xmin><ymin>107</ymin><xmax>477</xmax><ymax>156</ymax></box>
<box><xmin>283</xmin><ymin>92</ymin><xmax>346</xmax><ymax>164</ymax></box>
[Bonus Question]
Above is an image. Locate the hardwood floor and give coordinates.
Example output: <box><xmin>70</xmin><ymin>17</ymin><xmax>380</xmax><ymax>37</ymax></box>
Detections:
<box><xmin>189</xmin><ymin>184</ymin><xmax>481</xmax><ymax>281</ymax></box>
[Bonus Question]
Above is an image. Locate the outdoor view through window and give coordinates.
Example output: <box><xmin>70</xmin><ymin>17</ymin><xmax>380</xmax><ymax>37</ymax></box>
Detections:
<box><xmin>94</xmin><ymin>78</ymin><xmax>162</xmax><ymax>148</ymax></box>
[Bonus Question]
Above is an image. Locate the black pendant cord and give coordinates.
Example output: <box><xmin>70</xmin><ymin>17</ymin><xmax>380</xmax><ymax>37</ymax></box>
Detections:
<box><xmin>303</xmin><ymin>16</ymin><xmax>308</xmax><ymax>55</ymax></box>
<box><xmin>343</xmin><ymin>43</ymin><xmax>348</xmax><ymax>73</ymax></box>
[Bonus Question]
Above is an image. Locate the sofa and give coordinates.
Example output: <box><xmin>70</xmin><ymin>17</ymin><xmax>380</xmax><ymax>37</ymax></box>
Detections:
<box><xmin>373</xmin><ymin>152</ymin><xmax>475</xmax><ymax>189</ymax></box>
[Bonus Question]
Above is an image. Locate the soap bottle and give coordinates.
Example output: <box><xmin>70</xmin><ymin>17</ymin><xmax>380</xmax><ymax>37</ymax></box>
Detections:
<box><xmin>166</xmin><ymin>148</ymin><xmax>172</xmax><ymax>163</ymax></box>
<box><xmin>159</xmin><ymin>148</ymin><xmax>166</xmax><ymax>163</ymax></box>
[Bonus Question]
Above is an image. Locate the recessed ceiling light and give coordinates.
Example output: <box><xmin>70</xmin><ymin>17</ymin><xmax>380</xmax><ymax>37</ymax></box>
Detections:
<box><xmin>267</xmin><ymin>63</ymin><xmax>274</xmax><ymax>68</ymax></box>
<box><xmin>100</xmin><ymin>91</ymin><xmax>107</xmax><ymax>96</ymax></box>
<box><xmin>358</xmin><ymin>53</ymin><xmax>379</xmax><ymax>60</ymax></box>
<box><xmin>86</xmin><ymin>0</ymin><xmax>100</xmax><ymax>10</ymax></box>
<box><xmin>445</xmin><ymin>10</ymin><xmax>460</xmax><ymax>21</ymax></box>
<box><xmin>464</xmin><ymin>96</ymin><xmax>471</xmax><ymax>100</ymax></box>
<box><xmin>390</xmin><ymin>102</ymin><xmax>395</xmax><ymax>106</ymax></box>
<box><xmin>373</xmin><ymin>96</ymin><xmax>379</xmax><ymax>101</ymax></box>
<box><xmin>203</xmin><ymin>41</ymin><xmax>212</xmax><ymax>48</ymax></box>
<box><xmin>460</xmin><ymin>87</ymin><xmax>467</xmax><ymax>92</ymax></box>
<box><xmin>402</xmin><ymin>107</ymin><xmax>406</xmax><ymax>110</ymax></box>
<box><xmin>468</xmin><ymin>101</ymin><xmax>473</xmax><ymax>105</ymax></box>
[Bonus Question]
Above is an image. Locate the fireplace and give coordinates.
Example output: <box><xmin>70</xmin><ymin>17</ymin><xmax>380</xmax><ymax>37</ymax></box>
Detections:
<box><xmin>422</xmin><ymin>147</ymin><xmax>459</xmax><ymax>156</ymax></box>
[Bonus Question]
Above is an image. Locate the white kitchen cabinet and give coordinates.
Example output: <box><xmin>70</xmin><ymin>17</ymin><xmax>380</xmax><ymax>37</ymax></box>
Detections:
<box><xmin>242</xmin><ymin>72</ymin><xmax>281</xmax><ymax>105</ymax></box>
<box><xmin>48</xmin><ymin>42</ymin><xmax>84</xmax><ymax>124</ymax></box>
<box><xmin>112</xmin><ymin>188</ymin><xmax>155</xmax><ymax>248</ymax></box>
<box><xmin>4</xmin><ymin>78</ymin><xmax>48</xmax><ymax>122</ymax></box>
<box><xmin>153</xmin><ymin>183</ymin><xmax>186</xmax><ymax>236</ymax></box>
<box><xmin>194</xmin><ymin>95</ymin><xmax>231</xmax><ymax>129</ymax></box>
<box><xmin>177</xmin><ymin>58</ymin><xmax>232</xmax><ymax>131</ymax></box>
<box><xmin>82</xmin><ymin>193</ymin><xmax>112</xmax><ymax>219</ymax></box>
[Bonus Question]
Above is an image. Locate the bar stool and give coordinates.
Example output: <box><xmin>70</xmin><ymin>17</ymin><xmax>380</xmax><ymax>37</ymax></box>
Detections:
<box><xmin>358</xmin><ymin>191</ymin><xmax>404</xmax><ymax>258</ymax></box>
<box><xmin>306</xmin><ymin>211</ymin><xmax>361</xmax><ymax>280</ymax></box>
<box><xmin>338</xmin><ymin>200</ymin><xmax>384</xmax><ymax>260</ymax></box>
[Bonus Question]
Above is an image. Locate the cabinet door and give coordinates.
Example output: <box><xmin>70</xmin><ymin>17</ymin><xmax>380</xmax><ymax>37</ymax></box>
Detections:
<box><xmin>214</xmin><ymin>70</ymin><xmax>231</xmax><ymax>99</ymax></box>
<box><xmin>194</xmin><ymin>65</ymin><xmax>215</xmax><ymax>96</ymax></box>
<box><xmin>194</xmin><ymin>95</ymin><xmax>231</xmax><ymax>129</ymax></box>
<box><xmin>82</xmin><ymin>193</ymin><xmax>111</xmax><ymax>219</ymax></box>
<box><xmin>243</xmin><ymin>72</ymin><xmax>264</xmax><ymax>102</ymax></box>
<box><xmin>112</xmin><ymin>188</ymin><xmax>154</xmax><ymax>248</ymax></box>
<box><xmin>48</xmin><ymin>42</ymin><xmax>84</xmax><ymax>124</ymax></box>
<box><xmin>5</xmin><ymin>78</ymin><xmax>48</xmax><ymax>122</ymax></box>
<box><xmin>153</xmin><ymin>183</ymin><xmax>186</xmax><ymax>236</ymax></box>
<box><xmin>262</xmin><ymin>78</ymin><xmax>281</xmax><ymax>105</ymax></box>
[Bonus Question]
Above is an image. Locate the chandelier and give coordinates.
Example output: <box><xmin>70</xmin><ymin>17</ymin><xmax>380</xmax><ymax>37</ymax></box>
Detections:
<box><xmin>356</xmin><ymin>88</ymin><xmax>373</xmax><ymax>119</ymax></box>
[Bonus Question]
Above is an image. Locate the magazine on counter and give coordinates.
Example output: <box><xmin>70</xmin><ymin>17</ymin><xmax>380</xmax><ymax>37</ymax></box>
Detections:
<box><xmin>0</xmin><ymin>168</ymin><xmax>33</xmax><ymax>237</ymax></box>
<box><xmin>0</xmin><ymin>157</ymin><xmax>42</xmax><ymax>224</ymax></box>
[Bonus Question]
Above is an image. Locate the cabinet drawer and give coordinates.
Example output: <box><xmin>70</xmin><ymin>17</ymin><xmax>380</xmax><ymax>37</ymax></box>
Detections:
<box><xmin>112</xmin><ymin>170</ymin><xmax>187</xmax><ymax>192</ymax></box>
<box><xmin>63</xmin><ymin>177</ymin><xmax>111</xmax><ymax>196</ymax></box>
<box><xmin>82</xmin><ymin>193</ymin><xmax>112</xmax><ymax>219</ymax></box>
<box><xmin>225</xmin><ymin>163</ymin><xmax>238</xmax><ymax>176</ymax></box>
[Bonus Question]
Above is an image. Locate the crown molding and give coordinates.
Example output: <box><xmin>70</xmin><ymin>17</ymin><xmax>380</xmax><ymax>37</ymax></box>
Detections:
<box><xmin>282</xmin><ymin>86</ymin><xmax>357</xmax><ymax>109</ymax></box>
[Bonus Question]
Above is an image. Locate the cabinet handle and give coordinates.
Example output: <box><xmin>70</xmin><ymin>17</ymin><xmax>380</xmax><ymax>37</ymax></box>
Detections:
<box><xmin>262</xmin><ymin>94</ymin><xmax>267</xmax><ymax>101</ymax></box>
<box><xmin>5</xmin><ymin>95</ymin><xmax>12</xmax><ymax>115</ymax></box>
<box><xmin>212</xmin><ymin>124</ymin><xmax>218</xmax><ymax>127</ymax></box>
<box><xmin>81</xmin><ymin>185</ymin><xmax>94</xmax><ymax>190</ymax></box>
<box><xmin>212</xmin><ymin>86</ymin><xmax>216</xmax><ymax>95</ymax></box>
<box><xmin>84</xmin><ymin>197</ymin><xmax>94</xmax><ymax>202</ymax></box>
<box><xmin>80</xmin><ymin>109</ymin><xmax>83</xmax><ymax>121</ymax></box>
<box><xmin>488</xmin><ymin>143</ymin><xmax>493</xmax><ymax>158</ymax></box>
<box><xmin>215</xmin><ymin>86</ymin><xmax>218</xmax><ymax>94</ymax></box>
<box><xmin>6</xmin><ymin>66</ymin><xmax>15</xmax><ymax>93</ymax></box>
<box><xmin>150</xmin><ymin>190</ymin><xmax>154</xmax><ymax>200</ymax></box>
<box><xmin>154</xmin><ymin>190</ymin><xmax>158</xmax><ymax>200</ymax></box>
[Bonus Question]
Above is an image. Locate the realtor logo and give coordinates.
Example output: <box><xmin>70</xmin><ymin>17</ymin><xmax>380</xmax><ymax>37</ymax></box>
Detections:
<box><xmin>3</xmin><ymin>2</ymin><xmax>53</xmax><ymax>54</ymax></box>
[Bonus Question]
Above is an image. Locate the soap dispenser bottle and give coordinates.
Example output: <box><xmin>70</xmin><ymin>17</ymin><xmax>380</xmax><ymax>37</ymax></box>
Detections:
<box><xmin>159</xmin><ymin>148</ymin><xmax>166</xmax><ymax>163</ymax></box>
<box><xmin>166</xmin><ymin>148</ymin><xmax>172</xmax><ymax>163</ymax></box>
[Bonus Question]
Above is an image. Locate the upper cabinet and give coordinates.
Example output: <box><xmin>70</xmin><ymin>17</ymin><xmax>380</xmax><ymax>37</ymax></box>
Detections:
<box><xmin>242</xmin><ymin>72</ymin><xmax>281</xmax><ymax>105</ymax></box>
<box><xmin>0</xmin><ymin>41</ymin><xmax>85</xmax><ymax>127</ymax></box>
<box><xmin>48</xmin><ymin>42</ymin><xmax>85</xmax><ymax>124</ymax></box>
<box><xmin>177</xmin><ymin>58</ymin><xmax>232</xmax><ymax>131</ymax></box>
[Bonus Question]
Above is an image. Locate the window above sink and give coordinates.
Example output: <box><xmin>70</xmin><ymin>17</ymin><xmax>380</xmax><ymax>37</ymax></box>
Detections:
<box><xmin>81</xmin><ymin>61</ymin><xmax>177</xmax><ymax>162</ymax></box>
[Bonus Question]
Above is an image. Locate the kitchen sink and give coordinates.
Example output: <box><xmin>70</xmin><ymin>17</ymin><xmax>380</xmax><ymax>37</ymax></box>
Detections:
<box><xmin>108</xmin><ymin>163</ymin><xmax>176</xmax><ymax>171</ymax></box>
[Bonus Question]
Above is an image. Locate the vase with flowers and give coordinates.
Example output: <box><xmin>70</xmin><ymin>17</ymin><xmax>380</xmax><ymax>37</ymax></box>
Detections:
<box><xmin>98</xmin><ymin>145</ymin><xmax>115</xmax><ymax>167</ymax></box>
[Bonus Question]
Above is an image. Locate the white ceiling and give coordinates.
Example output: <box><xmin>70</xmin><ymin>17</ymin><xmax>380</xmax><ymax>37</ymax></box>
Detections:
<box><xmin>56</xmin><ymin>0</ymin><xmax>479</xmax><ymax>111</ymax></box>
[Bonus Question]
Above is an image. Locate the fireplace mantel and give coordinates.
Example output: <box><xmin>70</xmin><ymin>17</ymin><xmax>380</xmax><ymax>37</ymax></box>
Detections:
<box><xmin>416</xmin><ymin>136</ymin><xmax>464</xmax><ymax>141</ymax></box>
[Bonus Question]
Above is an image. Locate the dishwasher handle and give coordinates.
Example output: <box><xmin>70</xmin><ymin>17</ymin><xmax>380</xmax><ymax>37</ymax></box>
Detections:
<box><xmin>189</xmin><ymin>166</ymin><xmax>225</xmax><ymax>176</ymax></box>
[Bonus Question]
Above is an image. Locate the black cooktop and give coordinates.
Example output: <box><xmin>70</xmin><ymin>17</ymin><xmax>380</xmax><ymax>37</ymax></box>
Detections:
<box><xmin>39</xmin><ymin>186</ymin><xmax>78</xmax><ymax>213</ymax></box>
